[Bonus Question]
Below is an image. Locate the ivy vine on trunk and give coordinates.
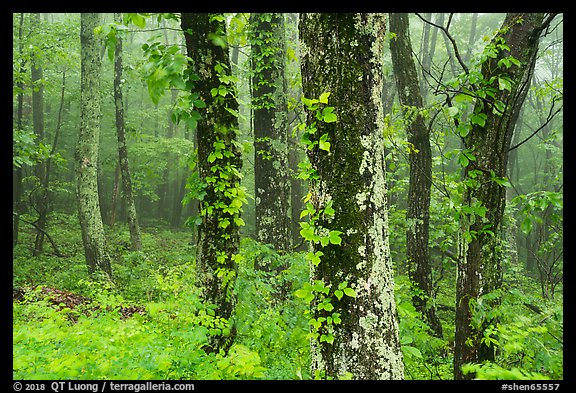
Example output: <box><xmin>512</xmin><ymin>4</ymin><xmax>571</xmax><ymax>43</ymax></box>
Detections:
<box><xmin>181</xmin><ymin>12</ymin><xmax>245</xmax><ymax>354</ymax></box>
<box><xmin>299</xmin><ymin>13</ymin><xmax>404</xmax><ymax>380</ymax></box>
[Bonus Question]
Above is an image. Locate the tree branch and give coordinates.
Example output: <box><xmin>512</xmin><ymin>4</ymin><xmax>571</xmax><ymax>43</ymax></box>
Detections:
<box><xmin>14</xmin><ymin>213</ymin><xmax>66</xmax><ymax>257</ymax></box>
<box><xmin>415</xmin><ymin>13</ymin><xmax>469</xmax><ymax>75</ymax></box>
<box><xmin>508</xmin><ymin>100</ymin><xmax>562</xmax><ymax>152</ymax></box>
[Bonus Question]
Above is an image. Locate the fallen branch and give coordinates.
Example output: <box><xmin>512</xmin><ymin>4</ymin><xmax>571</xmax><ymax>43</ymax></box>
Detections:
<box><xmin>13</xmin><ymin>213</ymin><xmax>66</xmax><ymax>257</ymax></box>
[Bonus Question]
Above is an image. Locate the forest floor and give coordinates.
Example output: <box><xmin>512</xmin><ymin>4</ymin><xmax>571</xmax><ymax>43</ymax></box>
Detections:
<box><xmin>12</xmin><ymin>213</ymin><xmax>563</xmax><ymax>380</ymax></box>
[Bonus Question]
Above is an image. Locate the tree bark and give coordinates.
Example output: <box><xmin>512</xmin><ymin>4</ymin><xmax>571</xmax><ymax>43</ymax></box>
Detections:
<box><xmin>31</xmin><ymin>12</ymin><xmax>47</xmax><ymax>255</ymax></box>
<box><xmin>454</xmin><ymin>12</ymin><xmax>552</xmax><ymax>379</ymax></box>
<box><xmin>389</xmin><ymin>13</ymin><xmax>443</xmax><ymax>339</ymax></box>
<box><xmin>114</xmin><ymin>12</ymin><xmax>142</xmax><ymax>251</ymax></box>
<box><xmin>76</xmin><ymin>12</ymin><xmax>112</xmax><ymax>277</ymax></box>
<box><xmin>181</xmin><ymin>12</ymin><xmax>242</xmax><ymax>353</ymax></box>
<box><xmin>299</xmin><ymin>13</ymin><xmax>404</xmax><ymax>380</ymax></box>
<box><xmin>249</xmin><ymin>13</ymin><xmax>292</xmax><ymax>254</ymax></box>
<box><xmin>464</xmin><ymin>13</ymin><xmax>479</xmax><ymax>63</ymax></box>
<box><xmin>13</xmin><ymin>12</ymin><xmax>26</xmax><ymax>248</ymax></box>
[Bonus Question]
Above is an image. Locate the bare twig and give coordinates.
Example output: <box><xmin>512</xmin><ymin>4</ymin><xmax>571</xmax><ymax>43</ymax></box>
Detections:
<box><xmin>415</xmin><ymin>13</ymin><xmax>469</xmax><ymax>75</ymax></box>
<box><xmin>508</xmin><ymin>100</ymin><xmax>563</xmax><ymax>152</ymax></box>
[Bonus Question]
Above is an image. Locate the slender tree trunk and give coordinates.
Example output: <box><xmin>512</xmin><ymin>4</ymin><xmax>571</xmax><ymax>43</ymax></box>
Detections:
<box><xmin>419</xmin><ymin>13</ymin><xmax>432</xmax><ymax>97</ymax></box>
<box><xmin>249</xmin><ymin>13</ymin><xmax>292</xmax><ymax>254</ymax></box>
<box><xmin>464</xmin><ymin>13</ymin><xmax>479</xmax><ymax>63</ymax></box>
<box><xmin>13</xmin><ymin>12</ymin><xmax>26</xmax><ymax>248</ymax></box>
<box><xmin>285</xmin><ymin>13</ymin><xmax>306</xmax><ymax>251</ymax></box>
<box><xmin>113</xmin><ymin>12</ymin><xmax>142</xmax><ymax>251</ymax></box>
<box><xmin>109</xmin><ymin>163</ymin><xmax>121</xmax><ymax>226</ymax></box>
<box><xmin>389</xmin><ymin>13</ymin><xmax>443</xmax><ymax>339</ymax></box>
<box><xmin>299</xmin><ymin>13</ymin><xmax>404</xmax><ymax>380</ymax></box>
<box><xmin>31</xmin><ymin>12</ymin><xmax>47</xmax><ymax>255</ymax></box>
<box><xmin>34</xmin><ymin>70</ymin><xmax>67</xmax><ymax>255</ymax></box>
<box><xmin>181</xmin><ymin>12</ymin><xmax>242</xmax><ymax>353</ymax></box>
<box><xmin>76</xmin><ymin>12</ymin><xmax>112</xmax><ymax>277</ymax></box>
<box><xmin>438</xmin><ymin>13</ymin><xmax>459</xmax><ymax>77</ymax></box>
<box><xmin>454</xmin><ymin>12</ymin><xmax>552</xmax><ymax>379</ymax></box>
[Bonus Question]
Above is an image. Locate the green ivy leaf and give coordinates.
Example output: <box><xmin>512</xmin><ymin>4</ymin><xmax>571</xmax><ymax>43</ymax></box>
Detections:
<box><xmin>319</xmin><ymin>92</ymin><xmax>331</xmax><ymax>104</ymax></box>
<box><xmin>323</xmin><ymin>112</ymin><xmax>338</xmax><ymax>123</ymax></box>
<box><xmin>334</xmin><ymin>289</ymin><xmax>343</xmax><ymax>301</ymax></box>
<box><xmin>329</xmin><ymin>230</ymin><xmax>343</xmax><ymax>245</ymax></box>
<box><xmin>306</xmin><ymin>251</ymin><xmax>323</xmax><ymax>266</ymax></box>
<box><xmin>320</xmin><ymin>333</ymin><xmax>335</xmax><ymax>344</ymax></box>
<box><xmin>295</xmin><ymin>284</ymin><xmax>315</xmax><ymax>304</ymax></box>
<box><xmin>319</xmin><ymin>133</ymin><xmax>331</xmax><ymax>152</ymax></box>
<box><xmin>332</xmin><ymin>313</ymin><xmax>342</xmax><ymax>324</ymax></box>
<box><xmin>343</xmin><ymin>287</ymin><xmax>356</xmax><ymax>298</ymax></box>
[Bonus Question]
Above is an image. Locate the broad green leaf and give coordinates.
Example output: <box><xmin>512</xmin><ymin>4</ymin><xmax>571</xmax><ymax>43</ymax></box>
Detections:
<box><xmin>329</xmin><ymin>230</ymin><xmax>343</xmax><ymax>245</ymax></box>
<box><xmin>447</xmin><ymin>106</ymin><xmax>459</xmax><ymax>117</ymax></box>
<box><xmin>332</xmin><ymin>313</ymin><xmax>342</xmax><ymax>324</ymax></box>
<box><xmin>320</xmin><ymin>333</ymin><xmax>335</xmax><ymax>344</ymax></box>
<box><xmin>127</xmin><ymin>13</ymin><xmax>147</xmax><ymax>28</ymax></box>
<box><xmin>343</xmin><ymin>287</ymin><xmax>356</xmax><ymax>298</ymax></box>
<box><xmin>458</xmin><ymin>124</ymin><xmax>471</xmax><ymax>138</ymax></box>
<box><xmin>498</xmin><ymin>76</ymin><xmax>512</xmax><ymax>91</ymax></box>
<box><xmin>520</xmin><ymin>217</ymin><xmax>533</xmax><ymax>234</ymax></box>
<box><xmin>402</xmin><ymin>345</ymin><xmax>423</xmax><ymax>359</ymax></box>
<box><xmin>470</xmin><ymin>113</ymin><xmax>487</xmax><ymax>127</ymax></box>
<box><xmin>334</xmin><ymin>289</ymin><xmax>344</xmax><ymax>300</ymax></box>
<box><xmin>319</xmin><ymin>92</ymin><xmax>331</xmax><ymax>104</ymax></box>
<box><xmin>323</xmin><ymin>112</ymin><xmax>337</xmax><ymax>123</ymax></box>
<box><xmin>319</xmin><ymin>134</ymin><xmax>331</xmax><ymax>152</ymax></box>
<box><xmin>458</xmin><ymin>154</ymin><xmax>470</xmax><ymax>167</ymax></box>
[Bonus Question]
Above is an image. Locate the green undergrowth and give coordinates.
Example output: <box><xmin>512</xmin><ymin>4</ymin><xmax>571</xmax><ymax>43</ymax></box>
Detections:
<box><xmin>13</xmin><ymin>218</ymin><xmax>310</xmax><ymax>380</ymax></box>
<box><xmin>13</xmin><ymin>213</ymin><xmax>562</xmax><ymax>380</ymax></box>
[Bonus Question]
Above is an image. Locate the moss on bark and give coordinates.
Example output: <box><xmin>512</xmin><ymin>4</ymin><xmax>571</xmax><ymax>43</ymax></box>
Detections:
<box><xmin>300</xmin><ymin>13</ymin><xmax>403</xmax><ymax>380</ymax></box>
<box><xmin>76</xmin><ymin>12</ymin><xmax>112</xmax><ymax>277</ymax></box>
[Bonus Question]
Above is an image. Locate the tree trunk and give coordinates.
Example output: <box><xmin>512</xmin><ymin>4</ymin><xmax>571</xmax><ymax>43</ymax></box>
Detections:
<box><xmin>76</xmin><ymin>12</ymin><xmax>112</xmax><ymax>277</ymax></box>
<box><xmin>31</xmin><ymin>12</ymin><xmax>47</xmax><ymax>256</ymax></box>
<box><xmin>114</xmin><ymin>12</ymin><xmax>142</xmax><ymax>251</ymax></box>
<box><xmin>419</xmin><ymin>13</ymin><xmax>432</xmax><ymax>97</ymax></box>
<box><xmin>13</xmin><ymin>12</ymin><xmax>26</xmax><ymax>248</ymax></box>
<box><xmin>285</xmin><ymin>13</ymin><xmax>306</xmax><ymax>251</ymax></box>
<box><xmin>181</xmin><ymin>12</ymin><xmax>242</xmax><ymax>354</ymax></box>
<box><xmin>454</xmin><ymin>12</ymin><xmax>552</xmax><ymax>379</ymax></box>
<box><xmin>389</xmin><ymin>13</ymin><xmax>443</xmax><ymax>339</ymax></box>
<box><xmin>299</xmin><ymin>13</ymin><xmax>404</xmax><ymax>380</ymax></box>
<box><xmin>464</xmin><ymin>13</ymin><xmax>479</xmax><ymax>64</ymax></box>
<box><xmin>249</xmin><ymin>13</ymin><xmax>292</xmax><ymax>254</ymax></box>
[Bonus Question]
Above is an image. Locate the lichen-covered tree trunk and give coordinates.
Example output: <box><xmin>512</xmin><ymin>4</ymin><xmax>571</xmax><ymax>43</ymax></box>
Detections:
<box><xmin>76</xmin><ymin>12</ymin><xmax>112</xmax><ymax>277</ymax></box>
<box><xmin>249</xmin><ymin>13</ymin><xmax>291</xmax><ymax>253</ymax></box>
<box><xmin>113</xmin><ymin>12</ymin><xmax>142</xmax><ymax>252</ymax></box>
<box><xmin>454</xmin><ymin>12</ymin><xmax>551</xmax><ymax>379</ymax></box>
<box><xmin>389</xmin><ymin>13</ymin><xmax>443</xmax><ymax>339</ymax></box>
<box><xmin>299</xmin><ymin>13</ymin><xmax>404</xmax><ymax>380</ymax></box>
<box><xmin>181</xmin><ymin>13</ymin><xmax>242</xmax><ymax>353</ymax></box>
